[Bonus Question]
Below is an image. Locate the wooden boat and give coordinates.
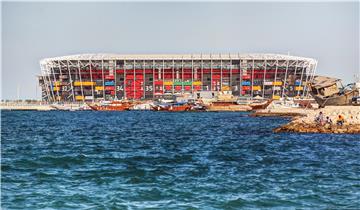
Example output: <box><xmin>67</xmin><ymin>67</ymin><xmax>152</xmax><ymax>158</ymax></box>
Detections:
<box><xmin>189</xmin><ymin>103</ymin><xmax>207</xmax><ymax>111</ymax></box>
<box><xmin>130</xmin><ymin>101</ymin><xmax>154</xmax><ymax>111</ymax></box>
<box><xmin>87</xmin><ymin>100</ymin><xmax>134</xmax><ymax>111</ymax></box>
<box><xmin>50</xmin><ymin>103</ymin><xmax>92</xmax><ymax>111</ymax></box>
<box><xmin>311</xmin><ymin>90</ymin><xmax>358</xmax><ymax>108</ymax></box>
<box><xmin>206</xmin><ymin>101</ymin><xmax>252</xmax><ymax>112</ymax></box>
<box><xmin>151</xmin><ymin>103</ymin><xmax>192</xmax><ymax>112</ymax></box>
<box><xmin>293</xmin><ymin>98</ymin><xmax>315</xmax><ymax>108</ymax></box>
<box><xmin>308</xmin><ymin>76</ymin><xmax>359</xmax><ymax>108</ymax></box>
<box><xmin>248</xmin><ymin>99</ymin><xmax>273</xmax><ymax>110</ymax></box>
<box><xmin>206</xmin><ymin>91</ymin><xmax>252</xmax><ymax>112</ymax></box>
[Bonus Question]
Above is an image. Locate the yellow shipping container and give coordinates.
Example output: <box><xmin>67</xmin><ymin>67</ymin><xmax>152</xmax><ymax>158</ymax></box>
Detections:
<box><xmin>95</xmin><ymin>86</ymin><xmax>104</xmax><ymax>91</ymax></box>
<box><xmin>273</xmin><ymin>81</ymin><xmax>283</xmax><ymax>86</ymax></box>
<box><xmin>53</xmin><ymin>87</ymin><xmax>60</xmax><ymax>91</ymax></box>
<box><xmin>75</xmin><ymin>96</ymin><xmax>84</xmax><ymax>100</ymax></box>
<box><xmin>221</xmin><ymin>86</ymin><xmax>230</xmax><ymax>91</ymax></box>
<box><xmin>252</xmin><ymin>86</ymin><xmax>261</xmax><ymax>91</ymax></box>
<box><xmin>163</xmin><ymin>81</ymin><xmax>173</xmax><ymax>85</ymax></box>
<box><xmin>74</xmin><ymin>81</ymin><xmax>95</xmax><ymax>86</ymax></box>
<box><xmin>193</xmin><ymin>81</ymin><xmax>202</xmax><ymax>86</ymax></box>
<box><xmin>272</xmin><ymin>95</ymin><xmax>281</xmax><ymax>100</ymax></box>
<box><xmin>295</xmin><ymin>86</ymin><xmax>303</xmax><ymax>91</ymax></box>
<box><xmin>54</xmin><ymin>81</ymin><xmax>61</xmax><ymax>86</ymax></box>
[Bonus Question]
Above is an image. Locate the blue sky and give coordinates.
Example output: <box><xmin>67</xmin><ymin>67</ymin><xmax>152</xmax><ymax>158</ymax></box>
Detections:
<box><xmin>2</xmin><ymin>2</ymin><xmax>359</xmax><ymax>99</ymax></box>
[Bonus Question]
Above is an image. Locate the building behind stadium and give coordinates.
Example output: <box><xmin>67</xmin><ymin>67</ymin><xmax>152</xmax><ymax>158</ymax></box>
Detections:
<box><xmin>38</xmin><ymin>53</ymin><xmax>317</xmax><ymax>102</ymax></box>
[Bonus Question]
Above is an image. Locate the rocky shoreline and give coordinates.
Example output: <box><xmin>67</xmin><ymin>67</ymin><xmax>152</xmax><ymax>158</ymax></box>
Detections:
<box><xmin>274</xmin><ymin>121</ymin><xmax>360</xmax><ymax>134</ymax></box>
<box><xmin>267</xmin><ymin>106</ymin><xmax>360</xmax><ymax>134</ymax></box>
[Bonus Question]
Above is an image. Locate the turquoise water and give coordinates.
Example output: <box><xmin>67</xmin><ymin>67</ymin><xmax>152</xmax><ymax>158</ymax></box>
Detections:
<box><xmin>1</xmin><ymin>111</ymin><xmax>360</xmax><ymax>209</ymax></box>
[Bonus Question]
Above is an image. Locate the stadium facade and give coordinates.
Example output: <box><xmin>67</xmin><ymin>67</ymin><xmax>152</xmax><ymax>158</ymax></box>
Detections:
<box><xmin>39</xmin><ymin>53</ymin><xmax>317</xmax><ymax>102</ymax></box>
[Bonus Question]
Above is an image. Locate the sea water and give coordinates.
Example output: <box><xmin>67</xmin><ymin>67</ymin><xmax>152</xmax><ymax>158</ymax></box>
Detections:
<box><xmin>1</xmin><ymin>111</ymin><xmax>360</xmax><ymax>209</ymax></box>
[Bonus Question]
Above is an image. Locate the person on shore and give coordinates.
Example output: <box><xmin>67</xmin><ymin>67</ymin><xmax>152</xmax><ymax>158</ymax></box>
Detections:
<box><xmin>336</xmin><ymin>114</ymin><xmax>345</xmax><ymax>126</ymax></box>
<box><xmin>315</xmin><ymin>111</ymin><xmax>325</xmax><ymax>125</ymax></box>
<box><xmin>325</xmin><ymin>116</ymin><xmax>333</xmax><ymax>129</ymax></box>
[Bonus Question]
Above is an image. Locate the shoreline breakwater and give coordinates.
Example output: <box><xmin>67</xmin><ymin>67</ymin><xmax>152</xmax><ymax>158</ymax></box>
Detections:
<box><xmin>254</xmin><ymin>106</ymin><xmax>360</xmax><ymax>134</ymax></box>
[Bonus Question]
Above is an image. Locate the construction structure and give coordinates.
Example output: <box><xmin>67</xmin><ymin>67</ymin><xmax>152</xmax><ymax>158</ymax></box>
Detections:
<box><xmin>38</xmin><ymin>53</ymin><xmax>317</xmax><ymax>102</ymax></box>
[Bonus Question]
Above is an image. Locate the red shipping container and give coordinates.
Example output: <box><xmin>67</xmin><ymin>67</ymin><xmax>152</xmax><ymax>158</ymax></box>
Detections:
<box><xmin>184</xmin><ymin>86</ymin><xmax>191</xmax><ymax>91</ymax></box>
<box><xmin>135</xmin><ymin>75</ymin><xmax>144</xmax><ymax>79</ymax></box>
<box><xmin>194</xmin><ymin>85</ymin><xmax>202</xmax><ymax>90</ymax></box>
<box><xmin>242</xmin><ymin>75</ymin><xmax>251</xmax><ymax>80</ymax></box>
<box><xmin>212</xmin><ymin>75</ymin><xmax>221</xmax><ymax>79</ymax></box>
<box><xmin>242</xmin><ymin>86</ymin><xmax>250</xmax><ymax>91</ymax></box>
<box><xmin>105</xmin><ymin>86</ymin><xmax>115</xmax><ymax>91</ymax></box>
<box><xmin>105</xmin><ymin>75</ymin><xmax>114</xmax><ymax>80</ymax></box>
<box><xmin>154</xmin><ymin>91</ymin><xmax>163</xmax><ymax>94</ymax></box>
<box><xmin>116</xmin><ymin>70</ymin><xmax>124</xmax><ymax>74</ymax></box>
<box><xmin>154</xmin><ymin>80</ymin><xmax>163</xmax><ymax>85</ymax></box>
<box><xmin>175</xmin><ymin>86</ymin><xmax>182</xmax><ymax>91</ymax></box>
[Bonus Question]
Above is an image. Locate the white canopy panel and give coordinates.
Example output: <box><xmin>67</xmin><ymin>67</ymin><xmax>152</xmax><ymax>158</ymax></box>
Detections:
<box><xmin>40</xmin><ymin>53</ymin><xmax>317</xmax><ymax>65</ymax></box>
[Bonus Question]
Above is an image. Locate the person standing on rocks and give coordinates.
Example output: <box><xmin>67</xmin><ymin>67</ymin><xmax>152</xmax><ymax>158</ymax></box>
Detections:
<box><xmin>336</xmin><ymin>114</ymin><xmax>345</xmax><ymax>126</ymax></box>
<box><xmin>325</xmin><ymin>116</ymin><xmax>333</xmax><ymax>129</ymax></box>
<box><xmin>315</xmin><ymin>111</ymin><xmax>325</xmax><ymax>125</ymax></box>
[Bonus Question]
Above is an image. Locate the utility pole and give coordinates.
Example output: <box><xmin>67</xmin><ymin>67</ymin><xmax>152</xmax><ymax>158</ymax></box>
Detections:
<box><xmin>17</xmin><ymin>84</ymin><xmax>20</xmax><ymax>101</ymax></box>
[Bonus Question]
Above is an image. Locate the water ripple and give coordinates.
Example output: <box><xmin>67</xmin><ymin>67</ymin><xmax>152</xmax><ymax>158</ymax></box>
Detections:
<box><xmin>1</xmin><ymin>111</ymin><xmax>360</xmax><ymax>209</ymax></box>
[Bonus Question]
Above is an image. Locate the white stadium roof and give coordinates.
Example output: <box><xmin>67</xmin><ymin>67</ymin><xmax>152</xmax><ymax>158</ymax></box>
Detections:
<box><xmin>40</xmin><ymin>53</ymin><xmax>317</xmax><ymax>65</ymax></box>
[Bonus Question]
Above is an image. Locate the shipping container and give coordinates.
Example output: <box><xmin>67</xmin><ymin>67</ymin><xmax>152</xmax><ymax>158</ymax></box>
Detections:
<box><xmin>74</xmin><ymin>81</ymin><xmax>95</xmax><ymax>86</ymax></box>
<box><xmin>242</xmin><ymin>81</ymin><xmax>251</xmax><ymax>86</ymax></box>
<box><xmin>272</xmin><ymin>95</ymin><xmax>281</xmax><ymax>100</ymax></box>
<box><xmin>252</xmin><ymin>86</ymin><xmax>261</xmax><ymax>91</ymax></box>
<box><xmin>105</xmin><ymin>81</ymin><xmax>115</xmax><ymax>86</ymax></box>
<box><xmin>264</xmin><ymin>81</ymin><xmax>273</xmax><ymax>85</ymax></box>
<box><xmin>54</xmin><ymin>81</ymin><xmax>62</xmax><ymax>86</ymax></box>
<box><xmin>164</xmin><ymin>81</ymin><xmax>173</xmax><ymax>85</ymax></box>
<box><xmin>105</xmin><ymin>86</ymin><xmax>115</xmax><ymax>91</ymax></box>
<box><xmin>242</xmin><ymin>86</ymin><xmax>251</xmax><ymax>91</ymax></box>
<box><xmin>193</xmin><ymin>81</ymin><xmax>202</xmax><ymax>86</ymax></box>
<box><xmin>75</xmin><ymin>95</ymin><xmax>84</xmax><ymax>100</ymax></box>
<box><xmin>221</xmin><ymin>86</ymin><xmax>230</xmax><ymax>91</ymax></box>
<box><xmin>105</xmin><ymin>75</ymin><xmax>114</xmax><ymax>80</ymax></box>
<box><xmin>242</xmin><ymin>75</ymin><xmax>251</xmax><ymax>80</ymax></box>
<box><xmin>154</xmin><ymin>80</ymin><xmax>163</xmax><ymax>85</ymax></box>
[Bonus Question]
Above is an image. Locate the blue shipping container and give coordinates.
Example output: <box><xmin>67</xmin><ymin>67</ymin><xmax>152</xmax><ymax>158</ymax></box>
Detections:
<box><xmin>242</xmin><ymin>81</ymin><xmax>251</xmax><ymax>86</ymax></box>
<box><xmin>105</xmin><ymin>81</ymin><xmax>115</xmax><ymax>86</ymax></box>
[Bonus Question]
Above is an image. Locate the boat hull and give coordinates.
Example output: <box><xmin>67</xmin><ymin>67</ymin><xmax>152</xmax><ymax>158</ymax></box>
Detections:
<box><xmin>207</xmin><ymin>105</ymin><xmax>252</xmax><ymax>112</ymax></box>
<box><xmin>249</xmin><ymin>99</ymin><xmax>273</xmax><ymax>110</ymax></box>
<box><xmin>311</xmin><ymin>90</ymin><xmax>359</xmax><ymax>107</ymax></box>
<box><xmin>151</xmin><ymin>104</ymin><xmax>191</xmax><ymax>112</ymax></box>
<box><xmin>87</xmin><ymin>101</ymin><xmax>134</xmax><ymax>111</ymax></box>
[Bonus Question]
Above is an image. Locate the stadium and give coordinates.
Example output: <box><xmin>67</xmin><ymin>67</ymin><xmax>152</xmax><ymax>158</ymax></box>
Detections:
<box><xmin>39</xmin><ymin>53</ymin><xmax>317</xmax><ymax>102</ymax></box>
